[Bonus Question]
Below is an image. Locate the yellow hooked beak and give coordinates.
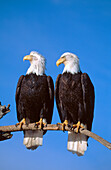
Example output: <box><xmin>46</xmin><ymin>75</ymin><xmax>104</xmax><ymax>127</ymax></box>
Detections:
<box><xmin>56</xmin><ymin>57</ymin><xmax>66</xmax><ymax>67</ymax></box>
<box><xmin>23</xmin><ymin>55</ymin><xmax>33</xmax><ymax>61</ymax></box>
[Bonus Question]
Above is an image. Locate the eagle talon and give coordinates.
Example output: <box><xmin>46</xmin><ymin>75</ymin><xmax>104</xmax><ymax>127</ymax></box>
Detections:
<box><xmin>57</xmin><ymin>120</ymin><xmax>69</xmax><ymax>131</ymax></box>
<box><xmin>56</xmin><ymin>122</ymin><xmax>61</xmax><ymax>125</ymax></box>
<box><xmin>44</xmin><ymin>123</ymin><xmax>47</xmax><ymax>127</ymax></box>
<box><xmin>72</xmin><ymin>121</ymin><xmax>85</xmax><ymax>133</ymax></box>
<box><xmin>15</xmin><ymin>118</ymin><xmax>26</xmax><ymax>129</ymax></box>
<box><xmin>35</xmin><ymin>118</ymin><xmax>46</xmax><ymax>130</ymax></box>
<box><xmin>34</xmin><ymin>123</ymin><xmax>38</xmax><ymax>128</ymax></box>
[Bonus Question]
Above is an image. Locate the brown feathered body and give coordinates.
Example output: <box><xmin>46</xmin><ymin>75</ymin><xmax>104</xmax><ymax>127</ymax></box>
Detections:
<box><xmin>16</xmin><ymin>73</ymin><xmax>54</xmax><ymax>127</ymax></box>
<box><xmin>55</xmin><ymin>72</ymin><xmax>95</xmax><ymax>132</ymax></box>
<box><xmin>55</xmin><ymin>71</ymin><xmax>95</xmax><ymax>156</ymax></box>
<box><xmin>16</xmin><ymin>73</ymin><xmax>54</xmax><ymax>149</ymax></box>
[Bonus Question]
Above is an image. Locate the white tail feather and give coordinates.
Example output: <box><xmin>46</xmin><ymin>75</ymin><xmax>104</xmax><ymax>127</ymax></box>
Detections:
<box><xmin>67</xmin><ymin>131</ymin><xmax>87</xmax><ymax>156</ymax></box>
<box><xmin>23</xmin><ymin>130</ymin><xmax>43</xmax><ymax>150</ymax></box>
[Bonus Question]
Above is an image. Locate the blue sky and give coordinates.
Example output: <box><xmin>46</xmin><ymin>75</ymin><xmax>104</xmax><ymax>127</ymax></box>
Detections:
<box><xmin>0</xmin><ymin>0</ymin><xmax>111</xmax><ymax>169</ymax></box>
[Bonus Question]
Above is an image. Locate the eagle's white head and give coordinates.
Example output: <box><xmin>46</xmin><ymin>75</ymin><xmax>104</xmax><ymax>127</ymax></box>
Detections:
<box><xmin>23</xmin><ymin>51</ymin><xmax>46</xmax><ymax>76</ymax></box>
<box><xmin>56</xmin><ymin>52</ymin><xmax>80</xmax><ymax>74</ymax></box>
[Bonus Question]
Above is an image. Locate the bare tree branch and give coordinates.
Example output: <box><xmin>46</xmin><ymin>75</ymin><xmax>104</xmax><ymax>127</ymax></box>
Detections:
<box><xmin>0</xmin><ymin>102</ymin><xmax>10</xmax><ymax>119</ymax></box>
<box><xmin>0</xmin><ymin>123</ymin><xmax>110</xmax><ymax>150</ymax></box>
<box><xmin>79</xmin><ymin>128</ymin><xmax>111</xmax><ymax>150</ymax></box>
<box><xmin>0</xmin><ymin>102</ymin><xmax>13</xmax><ymax>141</ymax></box>
<box><xmin>0</xmin><ymin>132</ymin><xmax>13</xmax><ymax>141</ymax></box>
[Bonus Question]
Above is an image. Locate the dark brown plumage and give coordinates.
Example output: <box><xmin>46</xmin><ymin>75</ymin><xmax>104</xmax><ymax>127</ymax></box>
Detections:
<box><xmin>16</xmin><ymin>73</ymin><xmax>54</xmax><ymax>134</ymax></box>
<box><xmin>55</xmin><ymin>72</ymin><xmax>94</xmax><ymax>132</ymax></box>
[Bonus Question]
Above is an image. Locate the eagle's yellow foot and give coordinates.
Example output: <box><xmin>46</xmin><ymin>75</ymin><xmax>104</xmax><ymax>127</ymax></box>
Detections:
<box><xmin>35</xmin><ymin>118</ymin><xmax>46</xmax><ymax>129</ymax></box>
<box><xmin>72</xmin><ymin>121</ymin><xmax>84</xmax><ymax>133</ymax></box>
<box><xmin>57</xmin><ymin>120</ymin><xmax>69</xmax><ymax>131</ymax></box>
<box><xmin>16</xmin><ymin>118</ymin><xmax>26</xmax><ymax>129</ymax></box>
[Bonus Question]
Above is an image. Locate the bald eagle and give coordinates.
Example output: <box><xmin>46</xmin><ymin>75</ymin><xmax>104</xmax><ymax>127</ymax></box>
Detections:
<box><xmin>55</xmin><ymin>52</ymin><xmax>95</xmax><ymax>156</ymax></box>
<box><xmin>16</xmin><ymin>51</ymin><xmax>54</xmax><ymax>150</ymax></box>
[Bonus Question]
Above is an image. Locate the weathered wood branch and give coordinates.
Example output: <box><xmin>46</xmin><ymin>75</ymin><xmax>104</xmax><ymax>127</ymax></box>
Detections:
<box><xmin>0</xmin><ymin>102</ymin><xmax>10</xmax><ymax>119</ymax></box>
<box><xmin>0</xmin><ymin>102</ymin><xmax>12</xmax><ymax>141</ymax></box>
<box><xmin>0</xmin><ymin>123</ymin><xmax>111</xmax><ymax>150</ymax></box>
<box><xmin>79</xmin><ymin>128</ymin><xmax>111</xmax><ymax>150</ymax></box>
<box><xmin>0</xmin><ymin>132</ymin><xmax>13</xmax><ymax>141</ymax></box>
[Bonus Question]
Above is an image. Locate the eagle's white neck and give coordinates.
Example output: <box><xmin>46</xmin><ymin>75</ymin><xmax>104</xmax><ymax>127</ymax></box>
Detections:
<box><xmin>26</xmin><ymin>62</ymin><xmax>45</xmax><ymax>76</ymax></box>
<box><xmin>63</xmin><ymin>62</ymin><xmax>80</xmax><ymax>74</ymax></box>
